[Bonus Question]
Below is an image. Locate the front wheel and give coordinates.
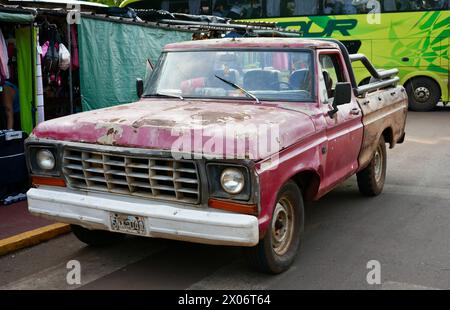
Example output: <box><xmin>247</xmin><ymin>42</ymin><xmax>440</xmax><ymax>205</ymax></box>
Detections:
<box><xmin>357</xmin><ymin>136</ymin><xmax>387</xmax><ymax>196</ymax></box>
<box><xmin>244</xmin><ymin>181</ymin><xmax>304</xmax><ymax>274</ymax></box>
<box><xmin>71</xmin><ymin>224</ymin><xmax>125</xmax><ymax>246</ymax></box>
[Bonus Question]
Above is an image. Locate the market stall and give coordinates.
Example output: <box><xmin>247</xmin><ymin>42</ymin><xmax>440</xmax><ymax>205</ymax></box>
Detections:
<box><xmin>0</xmin><ymin>3</ymin><xmax>194</xmax><ymax>204</ymax></box>
<box><xmin>0</xmin><ymin>6</ymin><xmax>35</xmax><ymax>203</ymax></box>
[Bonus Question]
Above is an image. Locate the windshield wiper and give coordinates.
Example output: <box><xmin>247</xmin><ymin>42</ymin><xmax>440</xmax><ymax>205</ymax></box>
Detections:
<box><xmin>214</xmin><ymin>75</ymin><xmax>260</xmax><ymax>104</ymax></box>
<box><xmin>146</xmin><ymin>92</ymin><xmax>184</xmax><ymax>100</ymax></box>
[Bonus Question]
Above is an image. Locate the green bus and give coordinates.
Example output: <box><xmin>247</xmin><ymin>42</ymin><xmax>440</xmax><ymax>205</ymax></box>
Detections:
<box><xmin>120</xmin><ymin>0</ymin><xmax>449</xmax><ymax>111</ymax></box>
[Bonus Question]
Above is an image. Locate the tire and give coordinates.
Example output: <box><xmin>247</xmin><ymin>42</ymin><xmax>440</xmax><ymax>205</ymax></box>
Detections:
<box><xmin>244</xmin><ymin>180</ymin><xmax>304</xmax><ymax>274</ymax></box>
<box><xmin>357</xmin><ymin>136</ymin><xmax>387</xmax><ymax>196</ymax></box>
<box><xmin>405</xmin><ymin>77</ymin><xmax>440</xmax><ymax>112</ymax></box>
<box><xmin>71</xmin><ymin>224</ymin><xmax>125</xmax><ymax>246</ymax></box>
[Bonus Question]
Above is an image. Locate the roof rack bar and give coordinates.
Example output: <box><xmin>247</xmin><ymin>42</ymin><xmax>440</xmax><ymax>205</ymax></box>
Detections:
<box><xmin>356</xmin><ymin>77</ymin><xmax>400</xmax><ymax>96</ymax></box>
<box><xmin>160</xmin><ymin>19</ymin><xmax>266</xmax><ymax>29</ymax></box>
<box><xmin>350</xmin><ymin>53</ymin><xmax>398</xmax><ymax>79</ymax></box>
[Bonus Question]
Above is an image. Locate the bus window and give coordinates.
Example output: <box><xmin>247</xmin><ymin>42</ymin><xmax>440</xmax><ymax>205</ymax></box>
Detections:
<box><xmin>156</xmin><ymin>0</ymin><xmax>210</xmax><ymax>15</ymax></box>
<box><xmin>210</xmin><ymin>0</ymin><xmax>264</xmax><ymax>19</ymax></box>
<box><xmin>267</xmin><ymin>0</ymin><xmax>319</xmax><ymax>17</ymax></box>
<box><xmin>381</xmin><ymin>0</ymin><xmax>449</xmax><ymax>12</ymax></box>
<box><xmin>323</xmin><ymin>0</ymin><xmax>367</xmax><ymax>15</ymax></box>
<box><xmin>383</xmin><ymin>0</ymin><xmax>398</xmax><ymax>12</ymax></box>
<box><xmin>123</xmin><ymin>0</ymin><xmax>449</xmax><ymax>16</ymax></box>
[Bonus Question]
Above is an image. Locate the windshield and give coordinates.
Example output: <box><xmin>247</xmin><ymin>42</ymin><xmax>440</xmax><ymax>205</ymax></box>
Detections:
<box><xmin>144</xmin><ymin>50</ymin><xmax>314</xmax><ymax>102</ymax></box>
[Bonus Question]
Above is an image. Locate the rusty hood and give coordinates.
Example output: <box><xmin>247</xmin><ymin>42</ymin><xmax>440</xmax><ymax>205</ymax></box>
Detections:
<box><xmin>32</xmin><ymin>99</ymin><xmax>316</xmax><ymax>161</ymax></box>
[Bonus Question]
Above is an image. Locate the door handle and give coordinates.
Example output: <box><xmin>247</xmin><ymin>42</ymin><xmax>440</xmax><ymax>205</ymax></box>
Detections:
<box><xmin>350</xmin><ymin>108</ymin><xmax>360</xmax><ymax>115</ymax></box>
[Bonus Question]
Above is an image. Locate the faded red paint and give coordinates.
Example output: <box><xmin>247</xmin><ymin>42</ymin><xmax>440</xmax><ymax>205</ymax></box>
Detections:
<box><xmin>32</xmin><ymin>99</ymin><xmax>316</xmax><ymax>161</ymax></box>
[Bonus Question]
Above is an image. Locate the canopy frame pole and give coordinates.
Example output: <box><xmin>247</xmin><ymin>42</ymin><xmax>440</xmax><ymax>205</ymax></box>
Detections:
<box><xmin>67</xmin><ymin>21</ymin><xmax>73</xmax><ymax>115</ymax></box>
<box><xmin>30</xmin><ymin>22</ymin><xmax>36</xmax><ymax>128</ymax></box>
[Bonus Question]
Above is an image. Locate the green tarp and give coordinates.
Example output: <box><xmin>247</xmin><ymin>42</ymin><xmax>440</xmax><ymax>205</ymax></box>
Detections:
<box><xmin>0</xmin><ymin>11</ymin><xmax>34</xmax><ymax>23</ymax></box>
<box><xmin>16</xmin><ymin>26</ymin><xmax>37</xmax><ymax>134</ymax></box>
<box><xmin>78</xmin><ymin>17</ymin><xmax>192</xmax><ymax>111</ymax></box>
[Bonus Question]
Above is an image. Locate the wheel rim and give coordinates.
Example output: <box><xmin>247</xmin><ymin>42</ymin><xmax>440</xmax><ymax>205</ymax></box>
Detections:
<box><xmin>271</xmin><ymin>196</ymin><xmax>294</xmax><ymax>256</ymax></box>
<box><xmin>374</xmin><ymin>145</ymin><xmax>383</xmax><ymax>184</ymax></box>
<box><xmin>413</xmin><ymin>86</ymin><xmax>431</xmax><ymax>103</ymax></box>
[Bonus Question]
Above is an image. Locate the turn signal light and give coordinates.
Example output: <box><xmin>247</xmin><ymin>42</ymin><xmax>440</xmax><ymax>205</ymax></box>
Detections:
<box><xmin>208</xmin><ymin>198</ymin><xmax>258</xmax><ymax>215</ymax></box>
<box><xmin>32</xmin><ymin>176</ymin><xmax>66</xmax><ymax>187</ymax></box>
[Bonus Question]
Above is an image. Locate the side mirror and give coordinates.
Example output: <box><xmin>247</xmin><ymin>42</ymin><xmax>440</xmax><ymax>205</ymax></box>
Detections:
<box><xmin>136</xmin><ymin>78</ymin><xmax>144</xmax><ymax>98</ymax></box>
<box><xmin>328</xmin><ymin>82</ymin><xmax>352</xmax><ymax>117</ymax></box>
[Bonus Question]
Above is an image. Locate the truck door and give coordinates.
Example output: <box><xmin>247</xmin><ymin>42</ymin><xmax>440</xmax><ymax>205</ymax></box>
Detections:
<box><xmin>317</xmin><ymin>51</ymin><xmax>364</xmax><ymax>193</ymax></box>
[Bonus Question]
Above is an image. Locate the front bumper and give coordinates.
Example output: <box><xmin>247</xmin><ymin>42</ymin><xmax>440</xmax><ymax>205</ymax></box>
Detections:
<box><xmin>27</xmin><ymin>187</ymin><xmax>259</xmax><ymax>246</ymax></box>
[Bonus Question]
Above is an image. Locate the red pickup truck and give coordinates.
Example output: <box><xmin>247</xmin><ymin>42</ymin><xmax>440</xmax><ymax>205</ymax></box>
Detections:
<box><xmin>25</xmin><ymin>38</ymin><xmax>407</xmax><ymax>273</ymax></box>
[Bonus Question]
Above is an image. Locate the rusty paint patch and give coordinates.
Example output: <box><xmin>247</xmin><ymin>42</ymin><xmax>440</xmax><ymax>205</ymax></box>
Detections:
<box><xmin>132</xmin><ymin>119</ymin><xmax>178</xmax><ymax>128</ymax></box>
<box><xmin>162</xmin><ymin>102</ymin><xmax>195</xmax><ymax>112</ymax></box>
<box><xmin>95</xmin><ymin>123</ymin><xmax>124</xmax><ymax>145</ymax></box>
<box><xmin>357</xmin><ymin>86</ymin><xmax>408</xmax><ymax>169</ymax></box>
<box><xmin>183</xmin><ymin>107</ymin><xmax>202</xmax><ymax>112</ymax></box>
<box><xmin>192</xmin><ymin>111</ymin><xmax>251</xmax><ymax>125</ymax></box>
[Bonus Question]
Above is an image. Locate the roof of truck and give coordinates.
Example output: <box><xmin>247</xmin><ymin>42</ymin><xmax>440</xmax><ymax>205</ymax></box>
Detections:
<box><xmin>164</xmin><ymin>37</ymin><xmax>340</xmax><ymax>51</ymax></box>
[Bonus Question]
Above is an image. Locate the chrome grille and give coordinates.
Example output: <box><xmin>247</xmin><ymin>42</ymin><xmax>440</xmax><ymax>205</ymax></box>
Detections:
<box><xmin>63</xmin><ymin>147</ymin><xmax>200</xmax><ymax>204</ymax></box>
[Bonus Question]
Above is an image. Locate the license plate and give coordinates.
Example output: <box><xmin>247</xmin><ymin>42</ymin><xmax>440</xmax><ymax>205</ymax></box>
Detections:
<box><xmin>110</xmin><ymin>213</ymin><xmax>146</xmax><ymax>235</ymax></box>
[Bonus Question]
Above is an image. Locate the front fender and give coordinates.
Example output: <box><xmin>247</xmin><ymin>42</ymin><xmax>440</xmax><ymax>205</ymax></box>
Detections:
<box><xmin>255</xmin><ymin>134</ymin><xmax>324</xmax><ymax>237</ymax></box>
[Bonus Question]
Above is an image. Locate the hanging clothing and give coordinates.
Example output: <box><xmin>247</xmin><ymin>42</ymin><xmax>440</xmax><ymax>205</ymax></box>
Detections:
<box><xmin>0</xmin><ymin>29</ymin><xmax>10</xmax><ymax>83</ymax></box>
<box><xmin>4</xmin><ymin>81</ymin><xmax>20</xmax><ymax>113</ymax></box>
<box><xmin>70</xmin><ymin>24</ymin><xmax>79</xmax><ymax>70</ymax></box>
<box><xmin>7</xmin><ymin>38</ymin><xmax>16</xmax><ymax>82</ymax></box>
<box><xmin>16</xmin><ymin>26</ymin><xmax>37</xmax><ymax>134</ymax></box>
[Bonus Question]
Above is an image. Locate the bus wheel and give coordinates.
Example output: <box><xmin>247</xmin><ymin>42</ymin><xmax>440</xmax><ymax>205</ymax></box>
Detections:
<box><xmin>405</xmin><ymin>77</ymin><xmax>440</xmax><ymax>112</ymax></box>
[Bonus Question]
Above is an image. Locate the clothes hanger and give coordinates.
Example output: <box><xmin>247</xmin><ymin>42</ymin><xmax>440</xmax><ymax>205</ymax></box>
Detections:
<box><xmin>39</xmin><ymin>18</ymin><xmax>58</xmax><ymax>30</ymax></box>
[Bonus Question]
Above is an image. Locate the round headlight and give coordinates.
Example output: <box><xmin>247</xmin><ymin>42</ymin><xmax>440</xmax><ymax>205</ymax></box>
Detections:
<box><xmin>36</xmin><ymin>149</ymin><xmax>56</xmax><ymax>170</ymax></box>
<box><xmin>220</xmin><ymin>168</ymin><xmax>245</xmax><ymax>194</ymax></box>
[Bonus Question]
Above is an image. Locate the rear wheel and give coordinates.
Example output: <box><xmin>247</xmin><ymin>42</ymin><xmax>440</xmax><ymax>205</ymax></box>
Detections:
<box><xmin>405</xmin><ymin>77</ymin><xmax>440</xmax><ymax>111</ymax></box>
<box><xmin>357</xmin><ymin>136</ymin><xmax>387</xmax><ymax>196</ymax></box>
<box><xmin>244</xmin><ymin>180</ymin><xmax>304</xmax><ymax>274</ymax></box>
<box><xmin>71</xmin><ymin>225</ymin><xmax>125</xmax><ymax>246</ymax></box>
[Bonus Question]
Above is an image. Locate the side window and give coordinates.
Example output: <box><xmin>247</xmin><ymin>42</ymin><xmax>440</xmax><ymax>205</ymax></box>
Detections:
<box><xmin>319</xmin><ymin>54</ymin><xmax>346</xmax><ymax>102</ymax></box>
<box><xmin>383</xmin><ymin>0</ymin><xmax>449</xmax><ymax>12</ymax></box>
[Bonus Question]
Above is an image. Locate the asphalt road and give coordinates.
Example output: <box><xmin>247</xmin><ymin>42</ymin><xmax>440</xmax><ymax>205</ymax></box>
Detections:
<box><xmin>1</xmin><ymin>107</ymin><xmax>449</xmax><ymax>290</ymax></box>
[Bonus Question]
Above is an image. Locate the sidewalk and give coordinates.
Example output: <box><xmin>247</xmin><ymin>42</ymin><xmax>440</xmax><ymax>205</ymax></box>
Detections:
<box><xmin>0</xmin><ymin>201</ymin><xmax>71</xmax><ymax>256</ymax></box>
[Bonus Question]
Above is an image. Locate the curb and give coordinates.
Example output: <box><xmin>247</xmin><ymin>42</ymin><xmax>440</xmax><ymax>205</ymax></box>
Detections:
<box><xmin>0</xmin><ymin>223</ymin><xmax>71</xmax><ymax>257</ymax></box>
